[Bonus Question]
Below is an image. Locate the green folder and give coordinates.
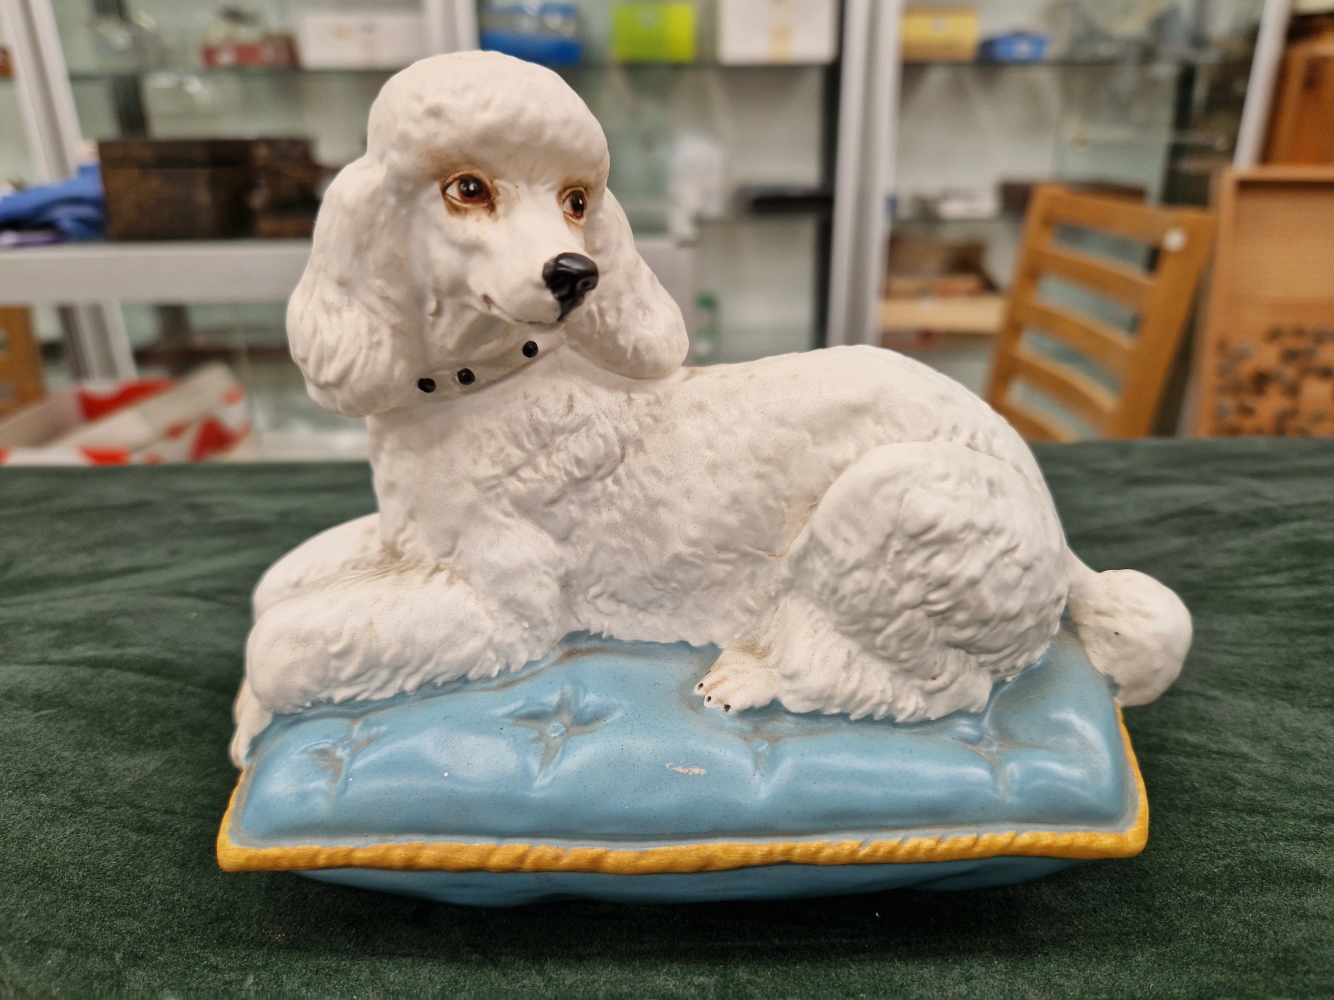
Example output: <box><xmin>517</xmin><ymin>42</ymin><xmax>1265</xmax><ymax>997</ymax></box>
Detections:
<box><xmin>611</xmin><ymin>2</ymin><xmax>697</xmax><ymax>63</ymax></box>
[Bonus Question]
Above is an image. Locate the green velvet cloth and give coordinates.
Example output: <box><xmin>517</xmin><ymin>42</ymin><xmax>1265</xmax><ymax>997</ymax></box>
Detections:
<box><xmin>1</xmin><ymin>439</ymin><xmax>1329</xmax><ymax>998</ymax></box>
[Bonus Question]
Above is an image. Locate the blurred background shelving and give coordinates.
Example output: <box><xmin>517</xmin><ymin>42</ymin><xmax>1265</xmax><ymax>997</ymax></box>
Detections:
<box><xmin>884</xmin><ymin>0</ymin><xmax>1265</xmax><ymax>395</ymax></box>
<box><xmin>0</xmin><ymin>15</ymin><xmax>37</xmax><ymax>195</ymax></box>
<box><xmin>0</xmin><ymin>0</ymin><xmax>1279</xmax><ymax>458</ymax></box>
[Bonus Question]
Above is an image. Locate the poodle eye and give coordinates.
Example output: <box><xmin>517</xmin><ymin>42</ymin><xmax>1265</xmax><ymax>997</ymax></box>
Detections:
<box><xmin>443</xmin><ymin>175</ymin><xmax>491</xmax><ymax>207</ymax></box>
<box><xmin>563</xmin><ymin>189</ymin><xmax>588</xmax><ymax>220</ymax></box>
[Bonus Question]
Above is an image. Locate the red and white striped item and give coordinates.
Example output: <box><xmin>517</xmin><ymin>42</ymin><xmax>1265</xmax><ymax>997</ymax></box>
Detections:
<box><xmin>0</xmin><ymin>363</ymin><xmax>250</xmax><ymax>466</ymax></box>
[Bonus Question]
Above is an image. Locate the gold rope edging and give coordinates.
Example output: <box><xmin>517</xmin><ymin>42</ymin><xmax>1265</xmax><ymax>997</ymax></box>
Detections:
<box><xmin>217</xmin><ymin>709</ymin><xmax>1149</xmax><ymax>875</ymax></box>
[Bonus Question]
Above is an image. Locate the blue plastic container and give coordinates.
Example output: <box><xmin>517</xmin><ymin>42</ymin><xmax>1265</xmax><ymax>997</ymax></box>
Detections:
<box><xmin>978</xmin><ymin>32</ymin><xmax>1049</xmax><ymax>63</ymax></box>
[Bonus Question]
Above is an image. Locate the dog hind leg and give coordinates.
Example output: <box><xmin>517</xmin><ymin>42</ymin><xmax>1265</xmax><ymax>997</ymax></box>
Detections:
<box><xmin>753</xmin><ymin>442</ymin><xmax>1067</xmax><ymax>722</ymax></box>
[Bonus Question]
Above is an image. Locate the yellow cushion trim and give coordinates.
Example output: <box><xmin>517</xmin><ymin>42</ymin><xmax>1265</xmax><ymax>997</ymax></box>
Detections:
<box><xmin>218</xmin><ymin>708</ymin><xmax>1148</xmax><ymax>875</ymax></box>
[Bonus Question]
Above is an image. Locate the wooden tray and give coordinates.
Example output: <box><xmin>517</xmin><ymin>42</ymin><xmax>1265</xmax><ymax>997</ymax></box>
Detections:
<box><xmin>1195</xmin><ymin>167</ymin><xmax>1334</xmax><ymax>437</ymax></box>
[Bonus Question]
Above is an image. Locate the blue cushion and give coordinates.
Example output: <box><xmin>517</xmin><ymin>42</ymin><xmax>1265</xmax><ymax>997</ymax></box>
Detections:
<box><xmin>218</xmin><ymin>624</ymin><xmax>1147</xmax><ymax>905</ymax></box>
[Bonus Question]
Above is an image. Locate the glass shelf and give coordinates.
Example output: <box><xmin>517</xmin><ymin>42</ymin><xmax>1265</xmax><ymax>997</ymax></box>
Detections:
<box><xmin>68</xmin><ymin>67</ymin><xmax>395</xmax><ymax>82</ymax></box>
<box><xmin>893</xmin><ymin>214</ymin><xmax>1022</xmax><ymax>224</ymax></box>
<box><xmin>61</xmin><ymin>53</ymin><xmax>1256</xmax><ymax>84</ymax></box>
<box><xmin>904</xmin><ymin>56</ymin><xmax>1253</xmax><ymax>69</ymax></box>
<box><xmin>65</xmin><ymin>59</ymin><xmax>832</xmax><ymax>83</ymax></box>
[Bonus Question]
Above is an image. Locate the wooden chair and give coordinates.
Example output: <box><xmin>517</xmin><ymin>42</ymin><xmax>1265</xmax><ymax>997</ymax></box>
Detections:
<box><xmin>0</xmin><ymin>306</ymin><xmax>45</xmax><ymax>418</ymax></box>
<box><xmin>984</xmin><ymin>185</ymin><xmax>1215</xmax><ymax>441</ymax></box>
<box><xmin>1194</xmin><ymin>167</ymin><xmax>1334</xmax><ymax>437</ymax></box>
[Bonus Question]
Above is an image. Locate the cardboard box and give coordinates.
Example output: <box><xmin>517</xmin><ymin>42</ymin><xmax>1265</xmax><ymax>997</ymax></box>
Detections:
<box><xmin>902</xmin><ymin>8</ymin><xmax>979</xmax><ymax>62</ymax></box>
<box><xmin>717</xmin><ymin>0</ymin><xmax>838</xmax><ymax>65</ymax></box>
<box><xmin>296</xmin><ymin>11</ymin><xmax>425</xmax><ymax>69</ymax></box>
<box><xmin>201</xmin><ymin>35</ymin><xmax>298</xmax><ymax>69</ymax></box>
<box><xmin>99</xmin><ymin>139</ymin><xmax>255</xmax><ymax>241</ymax></box>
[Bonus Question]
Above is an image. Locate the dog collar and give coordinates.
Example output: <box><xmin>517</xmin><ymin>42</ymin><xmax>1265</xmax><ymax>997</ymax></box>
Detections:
<box><xmin>414</xmin><ymin>330</ymin><xmax>563</xmax><ymax>399</ymax></box>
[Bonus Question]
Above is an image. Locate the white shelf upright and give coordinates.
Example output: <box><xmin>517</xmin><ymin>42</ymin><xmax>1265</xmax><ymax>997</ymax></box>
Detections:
<box><xmin>825</xmin><ymin>0</ymin><xmax>903</xmax><ymax>347</ymax></box>
<box><xmin>0</xmin><ymin>0</ymin><xmax>136</xmax><ymax>380</ymax></box>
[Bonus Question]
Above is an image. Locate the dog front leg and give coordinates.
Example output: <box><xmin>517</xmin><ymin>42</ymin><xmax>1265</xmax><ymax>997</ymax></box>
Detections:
<box><xmin>232</xmin><ymin>560</ymin><xmax>563</xmax><ymax>766</ymax></box>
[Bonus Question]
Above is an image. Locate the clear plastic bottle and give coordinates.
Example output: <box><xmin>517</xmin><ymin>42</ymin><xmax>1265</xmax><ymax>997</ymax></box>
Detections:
<box><xmin>691</xmin><ymin>292</ymin><xmax>720</xmax><ymax>364</ymax></box>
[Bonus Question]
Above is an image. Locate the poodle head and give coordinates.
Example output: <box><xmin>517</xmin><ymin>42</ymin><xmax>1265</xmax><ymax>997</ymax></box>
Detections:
<box><xmin>289</xmin><ymin>51</ymin><xmax>689</xmax><ymax>418</ymax></box>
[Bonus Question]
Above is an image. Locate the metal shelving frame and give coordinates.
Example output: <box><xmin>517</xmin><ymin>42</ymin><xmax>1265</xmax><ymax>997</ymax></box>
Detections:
<box><xmin>826</xmin><ymin>0</ymin><xmax>903</xmax><ymax>346</ymax></box>
<box><xmin>828</xmin><ymin>0</ymin><xmax>1296</xmax><ymax>350</ymax></box>
<box><xmin>3</xmin><ymin>0</ymin><xmax>1290</xmax><ymax>361</ymax></box>
<box><xmin>0</xmin><ymin>0</ymin><xmax>477</xmax><ymax>380</ymax></box>
<box><xmin>1</xmin><ymin>0</ymin><xmax>879</xmax><ymax>361</ymax></box>
<box><xmin>0</xmin><ymin>0</ymin><xmax>135</xmax><ymax>379</ymax></box>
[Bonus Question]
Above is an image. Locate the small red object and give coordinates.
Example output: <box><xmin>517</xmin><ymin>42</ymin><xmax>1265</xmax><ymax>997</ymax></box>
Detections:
<box><xmin>201</xmin><ymin>36</ymin><xmax>297</xmax><ymax>69</ymax></box>
<box><xmin>79</xmin><ymin>446</ymin><xmax>133</xmax><ymax>466</ymax></box>
<box><xmin>190</xmin><ymin>415</ymin><xmax>246</xmax><ymax>462</ymax></box>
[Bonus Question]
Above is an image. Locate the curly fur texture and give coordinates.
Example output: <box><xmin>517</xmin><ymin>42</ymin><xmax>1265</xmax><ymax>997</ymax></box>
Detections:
<box><xmin>230</xmin><ymin>52</ymin><xmax>1191</xmax><ymax>767</ymax></box>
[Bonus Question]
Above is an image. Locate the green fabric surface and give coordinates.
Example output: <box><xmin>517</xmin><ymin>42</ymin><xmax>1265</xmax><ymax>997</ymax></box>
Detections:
<box><xmin>0</xmin><ymin>439</ymin><xmax>1329</xmax><ymax>999</ymax></box>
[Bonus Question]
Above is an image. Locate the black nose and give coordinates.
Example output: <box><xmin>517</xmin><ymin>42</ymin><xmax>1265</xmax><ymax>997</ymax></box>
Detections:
<box><xmin>542</xmin><ymin>253</ymin><xmax>599</xmax><ymax>320</ymax></box>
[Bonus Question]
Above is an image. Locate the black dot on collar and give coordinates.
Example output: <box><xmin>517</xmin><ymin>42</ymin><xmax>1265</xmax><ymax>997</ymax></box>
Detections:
<box><xmin>522</xmin><ymin>340</ymin><xmax>539</xmax><ymax>358</ymax></box>
<box><xmin>457</xmin><ymin>368</ymin><xmax>476</xmax><ymax>385</ymax></box>
<box><xmin>417</xmin><ymin>377</ymin><xmax>436</xmax><ymax>393</ymax></box>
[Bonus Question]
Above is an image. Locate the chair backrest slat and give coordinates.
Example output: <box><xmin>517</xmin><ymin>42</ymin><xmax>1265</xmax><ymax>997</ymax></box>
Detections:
<box><xmin>1011</xmin><ymin>350</ymin><xmax>1117</xmax><ymax>434</ymax></box>
<box><xmin>1010</xmin><ymin>299</ymin><xmax>1134</xmax><ymax>377</ymax></box>
<box><xmin>1028</xmin><ymin>246</ymin><xmax>1154</xmax><ymax>310</ymax></box>
<box><xmin>1039</xmin><ymin>187</ymin><xmax>1185</xmax><ymax>245</ymax></box>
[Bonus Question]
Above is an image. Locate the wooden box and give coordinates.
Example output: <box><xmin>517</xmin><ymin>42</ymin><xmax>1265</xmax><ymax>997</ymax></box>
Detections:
<box><xmin>100</xmin><ymin>139</ymin><xmax>256</xmax><ymax>241</ymax></box>
<box><xmin>1264</xmin><ymin>24</ymin><xmax>1334</xmax><ymax>165</ymax></box>
<box><xmin>1195</xmin><ymin>168</ymin><xmax>1334</xmax><ymax>437</ymax></box>
<box><xmin>249</xmin><ymin>138</ymin><xmax>320</xmax><ymax>239</ymax></box>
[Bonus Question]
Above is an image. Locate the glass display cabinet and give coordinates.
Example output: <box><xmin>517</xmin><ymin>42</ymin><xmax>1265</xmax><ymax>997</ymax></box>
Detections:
<box><xmin>0</xmin><ymin>0</ymin><xmax>1278</xmax><ymax>456</ymax></box>
<box><xmin>0</xmin><ymin>20</ymin><xmax>36</xmax><ymax>184</ymax></box>
<box><xmin>508</xmin><ymin>1</ymin><xmax>843</xmax><ymax>364</ymax></box>
<box><xmin>0</xmin><ymin>0</ymin><xmax>869</xmax><ymax>457</ymax></box>
<box><xmin>883</xmin><ymin>0</ymin><xmax>1266</xmax><ymax>395</ymax></box>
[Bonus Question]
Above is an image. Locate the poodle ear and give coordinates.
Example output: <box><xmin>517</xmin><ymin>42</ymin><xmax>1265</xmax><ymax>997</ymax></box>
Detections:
<box><xmin>287</xmin><ymin>159</ymin><xmax>422</xmax><ymax>419</ymax></box>
<box><xmin>563</xmin><ymin>190</ymin><xmax>689</xmax><ymax>379</ymax></box>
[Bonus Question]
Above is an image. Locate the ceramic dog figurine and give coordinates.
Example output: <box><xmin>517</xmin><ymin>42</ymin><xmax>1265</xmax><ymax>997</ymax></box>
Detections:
<box><xmin>229</xmin><ymin>51</ymin><xmax>1191</xmax><ymax>767</ymax></box>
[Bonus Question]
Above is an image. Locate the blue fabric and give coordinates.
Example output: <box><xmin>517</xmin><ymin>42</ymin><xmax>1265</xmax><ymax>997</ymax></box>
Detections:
<box><xmin>0</xmin><ymin>163</ymin><xmax>105</xmax><ymax>240</ymax></box>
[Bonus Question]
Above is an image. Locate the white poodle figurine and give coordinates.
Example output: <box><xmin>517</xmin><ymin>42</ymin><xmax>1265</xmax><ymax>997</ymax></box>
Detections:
<box><xmin>231</xmin><ymin>52</ymin><xmax>1191</xmax><ymax>767</ymax></box>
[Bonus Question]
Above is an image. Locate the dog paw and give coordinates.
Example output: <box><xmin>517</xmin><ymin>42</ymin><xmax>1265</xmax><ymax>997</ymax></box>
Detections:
<box><xmin>696</xmin><ymin>646</ymin><xmax>780</xmax><ymax>714</ymax></box>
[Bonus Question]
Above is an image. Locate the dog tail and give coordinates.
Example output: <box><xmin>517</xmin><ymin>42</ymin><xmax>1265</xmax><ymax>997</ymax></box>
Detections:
<box><xmin>1063</xmin><ymin>549</ymin><xmax>1192</xmax><ymax>706</ymax></box>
